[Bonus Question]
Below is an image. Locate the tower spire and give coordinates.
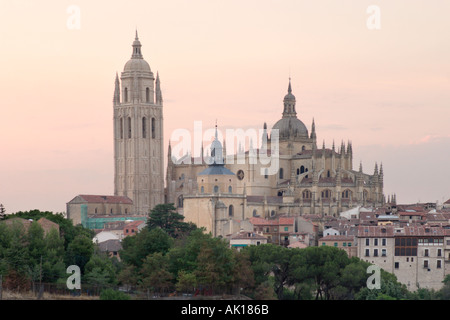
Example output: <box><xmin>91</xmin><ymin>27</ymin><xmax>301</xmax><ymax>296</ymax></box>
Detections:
<box><xmin>131</xmin><ymin>30</ymin><xmax>143</xmax><ymax>59</ymax></box>
<box><xmin>113</xmin><ymin>72</ymin><xmax>120</xmax><ymax>105</ymax></box>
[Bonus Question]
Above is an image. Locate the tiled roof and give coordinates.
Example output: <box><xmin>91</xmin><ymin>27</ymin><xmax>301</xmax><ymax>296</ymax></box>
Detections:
<box><xmin>249</xmin><ymin>216</ymin><xmax>294</xmax><ymax>226</ymax></box>
<box><xmin>357</xmin><ymin>225</ymin><xmax>446</xmax><ymax>237</ymax></box>
<box><xmin>98</xmin><ymin>239</ymin><xmax>123</xmax><ymax>252</ymax></box>
<box><xmin>398</xmin><ymin>211</ymin><xmax>426</xmax><ymax>216</ymax></box>
<box><xmin>124</xmin><ymin>220</ymin><xmax>145</xmax><ymax>228</ymax></box>
<box><xmin>78</xmin><ymin>195</ymin><xmax>133</xmax><ymax>205</ymax></box>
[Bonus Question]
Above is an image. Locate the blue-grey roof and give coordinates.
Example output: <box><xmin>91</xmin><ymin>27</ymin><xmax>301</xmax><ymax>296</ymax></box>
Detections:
<box><xmin>198</xmin><ymin>165</ymin><xmax>235</xmax><ymax>176</ymax></box>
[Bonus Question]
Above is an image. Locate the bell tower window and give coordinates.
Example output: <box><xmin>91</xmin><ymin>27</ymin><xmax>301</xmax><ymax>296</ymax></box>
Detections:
<box><xmin>151</xmin><ymin>118</ymin><xmax>156</xmax><ymax>139</ymax></box>
<box><xmin>146</xmin><ymin>87</ymin><xmax>150</xmax><ymax>102</ymax></box>
<box><xmin>124</xmin><ymin>87</ymin><xmax>128</xmax><ymax>103</ymax></box>
<box><xmin>119</xmin><ymin>118</ymin><xmax>123</xmax><ymax>139</ymax></box>
<box><xmin>142</xmin><ymin>117</ymin><xmax>147</xmax><ymax>138</ymax></box>
<box><xmin>128</xmin><ymin>117</ymin><xmax>132</xmax><ymax>138</ymax></box>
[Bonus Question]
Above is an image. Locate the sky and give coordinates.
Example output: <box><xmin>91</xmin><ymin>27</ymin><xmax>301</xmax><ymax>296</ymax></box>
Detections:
<box><xmin>0</xmin><ymin>0</ymin><xmax>449</xmax><ymax>214</ymax></box>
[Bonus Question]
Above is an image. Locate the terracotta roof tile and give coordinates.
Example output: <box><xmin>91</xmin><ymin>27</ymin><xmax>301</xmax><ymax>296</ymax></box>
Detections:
<box><xmin>79</xmin><ymin>194</ymin><xmax>133</xmax><ymax>205</ymax></box>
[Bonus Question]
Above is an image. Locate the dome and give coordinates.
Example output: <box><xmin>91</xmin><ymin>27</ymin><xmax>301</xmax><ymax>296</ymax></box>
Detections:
<box><xmin>272</xmin><ymin>117</ymin><xmax>309</xmax><ymax>140</ymax></box>
<box><xmin>271</xmin><ymin>79</ymin><xmax>309</xmax><ymax>140</ymax></box>
<box><xmin>123</xmin><ymin>58</ymin><xmax>151</xmax><ymax>72</ymax></box>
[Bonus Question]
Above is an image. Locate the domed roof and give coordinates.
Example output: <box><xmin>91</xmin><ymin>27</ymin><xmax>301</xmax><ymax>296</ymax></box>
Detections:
<box><xmin>123</xmin><ymin>58</ymin><xmax>151</xmax><ymax>72</ymax></box>
<box><xmin>272</xmin><ymin>117</ymin><xmax>309</xmax><ymax>139</ymax></box>
<box><xmin>123</xmin><ymin>30</ymin><xmax>152</xmax><ymax>73</ymax></box>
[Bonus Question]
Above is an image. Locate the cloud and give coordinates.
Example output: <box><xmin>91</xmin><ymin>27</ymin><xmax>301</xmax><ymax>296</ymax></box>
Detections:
<box><xmin>409</xmin><ymin>134</ymin><xmax>450</xmax><ymax>145</ymax></box>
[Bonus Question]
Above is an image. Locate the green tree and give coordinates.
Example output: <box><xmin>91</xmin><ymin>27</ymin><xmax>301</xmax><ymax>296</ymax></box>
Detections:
<box><xmin>140</xmin><ymin>252</ymin><xmax>174</xmax><ymax>297</ymax></box>
<box><xmin>289</xmin><ymin>246</ymin><xmax>351</xmax><ymax>300</ymax></box>
<box><xmin>120</xmin><ymin>227</ymin><xmax>173</xmax><ymax>268</ymax></box>
<box><xmin>246</xmin><ymin>244</ymin><xmax>293</xmax><ymax>300</ymax></box>
<box><xmin>230</xmin><ymin>249</ymin><xmax>255</xmax><ymax>296</ymax></box>
<box><xmin>117</xmin><ymin>265</ymin><xmax>139</xmax><ymax>292</ymax></box>
<box><xmin>355</xmin><ymin>268</ymin><xmax>409</xmax><ymax>300</ymax></box>
<box><xmin>65</xmin><ymin>234</ymin><xmax>94</xmax><ymax>274</ymax></box>
<box><xmin>27</xmin><ymin>222</ymin><xmax>46</xmax><ymax>266</ymax></box>
<box><xmin>84</xmin><ymin>252</ymin><xmax>117</xmax><ymax>286</ymax></box>
<box><xmin>176</xmin><ymin>270</ymin><xmax>197</xmax><ymax>294</ymax></box>
<box><xmin>148</xmin><ymin>203</ymin><xmax>196</xmax><ymax>238</ymax></box>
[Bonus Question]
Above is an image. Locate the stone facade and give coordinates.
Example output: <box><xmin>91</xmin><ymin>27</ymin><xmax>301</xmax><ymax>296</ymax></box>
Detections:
<box><xmin>357</xmin><ymin>225</ymin><xmax>450</xmax><ymax>291</ymax></box>
<box><xmin>66</xmin><ymin>194</ymin><xmax>134</xmax><ymax>226</ymax></box>
<box><xmin>166</xmin><ymin>79</ymin><xmax>385</xmax><ymax>237</ymax></box>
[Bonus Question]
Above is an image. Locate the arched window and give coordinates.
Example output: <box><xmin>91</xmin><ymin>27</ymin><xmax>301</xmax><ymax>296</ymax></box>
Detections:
<box><xmin>270</xmin><ymin>210</ymin><xmax>276</xmax><ymax>217</ymax></box>
<box><xmin>151</xmin><ymin>118</ymin><xmax>156</xmax><ymax>139</ymax></box>
<box><xmin>253</xmin><ymin>209</ymin><xmax>258</xmax><ymax>217</ymax></box>
<box><xmin>279</xmin><ymin>168</ymin><xmax>284</xmax><ymax>179</ymax></box>
<box><xmin>201</xmin><ymin>186</ymin><xmax>204</xmax><ymax>194</ymax></box>
<box><xmin>124</xmin><ymin>87</ymin><xmax>128</xmax><ymax>102</ymax></box>
<box><xmin>213</xmin><ymin>185</ymin><xmax>219</xmax><ymax>193</ymax></box>
<box><xmin>264</xmin><ymin>168</ymin><xmax>268</xmax><ymax>179</ymax></box>
<box><xmin>146</xmin><ymin>87</ymin><xmax>150</xmax><ymax>102</ymax></box>
<box><xmin>342</xmin><ymin>189</ymin><xmax>352</xmax><ymax>199</ymax></box>
<box><xmin>119</xmin><ymin>118</ymin><xmax>123</xmax><ymax>139</ymax></box>
<box><xmin>128</xmin><ymin>117</ymin><xmax>132</xmax><ymax>138</ymax></box>
<box><xmin>142</xmin><ymin>117</ymin><xmax>147</xmax><ymax>138</ymax></box>
<box><xmin>228</xmin><ymin>186</ymin><xmax>232</xmax><ymax>193</ymax></box>
<box><xmin>300</xmin><ymin>166</ymin><xmax>305</xmax><ymax>174</ymax></box>
<box><xmin>228</xmin><ymin>205</ymin><xmax>234</xmax><ymax>217</ymax></box>
<box><xmin>177</xmin><ymin>195</ymin><xmax>183</xmax><ymax>208</ymax></box>
<box><xmin>321</xmin><ymin>189</ymin><xmax>331</xmax><ymax>199</ymax></box>
<box><xmin>302</xmin><ymin>190</ymin><xmax>311</xmax><ymax>199</ymax></box>
<box><xmin>327</xmin><ymin>170</ymin><xmax>331</xmax><ymax>178</ymax></box>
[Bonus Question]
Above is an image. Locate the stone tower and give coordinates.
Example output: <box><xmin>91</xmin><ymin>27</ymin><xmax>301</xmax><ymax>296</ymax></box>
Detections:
<box><xmin>113</xmin><ymin>31</ymin><xmax>164</xmax><ymax>215</ymax></box>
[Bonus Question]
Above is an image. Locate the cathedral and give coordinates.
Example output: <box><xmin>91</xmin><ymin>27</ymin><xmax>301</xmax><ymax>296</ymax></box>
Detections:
<box><xmin>68</xmin><ymin>33</ymin><xmax>385</xmax><ymax>235</ymax></box>
<box><xmin>166</xmin><ymin>78</ymin><xmax>385</xmax><ymax>236</ymax></box>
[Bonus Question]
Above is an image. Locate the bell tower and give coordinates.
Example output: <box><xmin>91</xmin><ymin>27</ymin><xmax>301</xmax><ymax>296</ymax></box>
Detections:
<box><xmin>113</xmin><ymin>31</ymin><xmax>164</xmax><ymax>215</ymax></box>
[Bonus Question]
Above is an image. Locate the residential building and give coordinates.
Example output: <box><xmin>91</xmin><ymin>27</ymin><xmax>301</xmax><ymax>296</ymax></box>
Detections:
<box><xmin>357</xmin><ymin>225</ymin><xmax>448</xmax><ymax>291</ymax></box>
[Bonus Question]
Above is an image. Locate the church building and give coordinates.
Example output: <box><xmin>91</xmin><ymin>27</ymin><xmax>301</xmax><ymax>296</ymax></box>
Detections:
<box><xmin>166</xmin><ymin>79</ymin><xmax>385</xmax><ymax>237</ymax></box>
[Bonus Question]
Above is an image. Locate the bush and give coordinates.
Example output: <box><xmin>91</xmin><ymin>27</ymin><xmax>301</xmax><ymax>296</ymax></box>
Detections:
<box><xmin>99</xmin><ymin>288</ymin><xmax>130</xmax><ymax>300</ymax></box>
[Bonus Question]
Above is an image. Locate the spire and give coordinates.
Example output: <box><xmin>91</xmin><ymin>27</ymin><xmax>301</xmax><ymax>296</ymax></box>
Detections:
<box><xmin>210</xmin><ymin>122</ymin><xmax>224</xmax><ymax>166</ymax></box>
<box><xmin>168</xmin><ymin>140</ymin><xmax>173</xmax><ymax>164</ymax></box>
<box><xmin>131</xmin><ymin>30</ymin><xmax>143</xmax><ymax>59</ymax></box>
<box><xmin>282</xmin><ymin>78</ymin><xmax>296</xmax><ymax>118</ymax></box>
<box><xmin>113</xmin><ymin>72</ymin><xmax>120</xmax><ymax>105</ymax></box>
<box><xmin>156</xmin><ymin>72</ymin><xmax>162</xmax><ymax>105</ymax></box>
<box><xmin>310</xmin><ymin>118</ymin><xmax>316</xmax><ymax>140</ymax></box>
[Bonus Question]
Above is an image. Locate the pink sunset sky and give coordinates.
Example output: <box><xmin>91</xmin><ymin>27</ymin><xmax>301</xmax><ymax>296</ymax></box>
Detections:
<box><xmin>0</xmin><ymin>0</ymin><xmax>449</xmax><ymax>214</ymax></box>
